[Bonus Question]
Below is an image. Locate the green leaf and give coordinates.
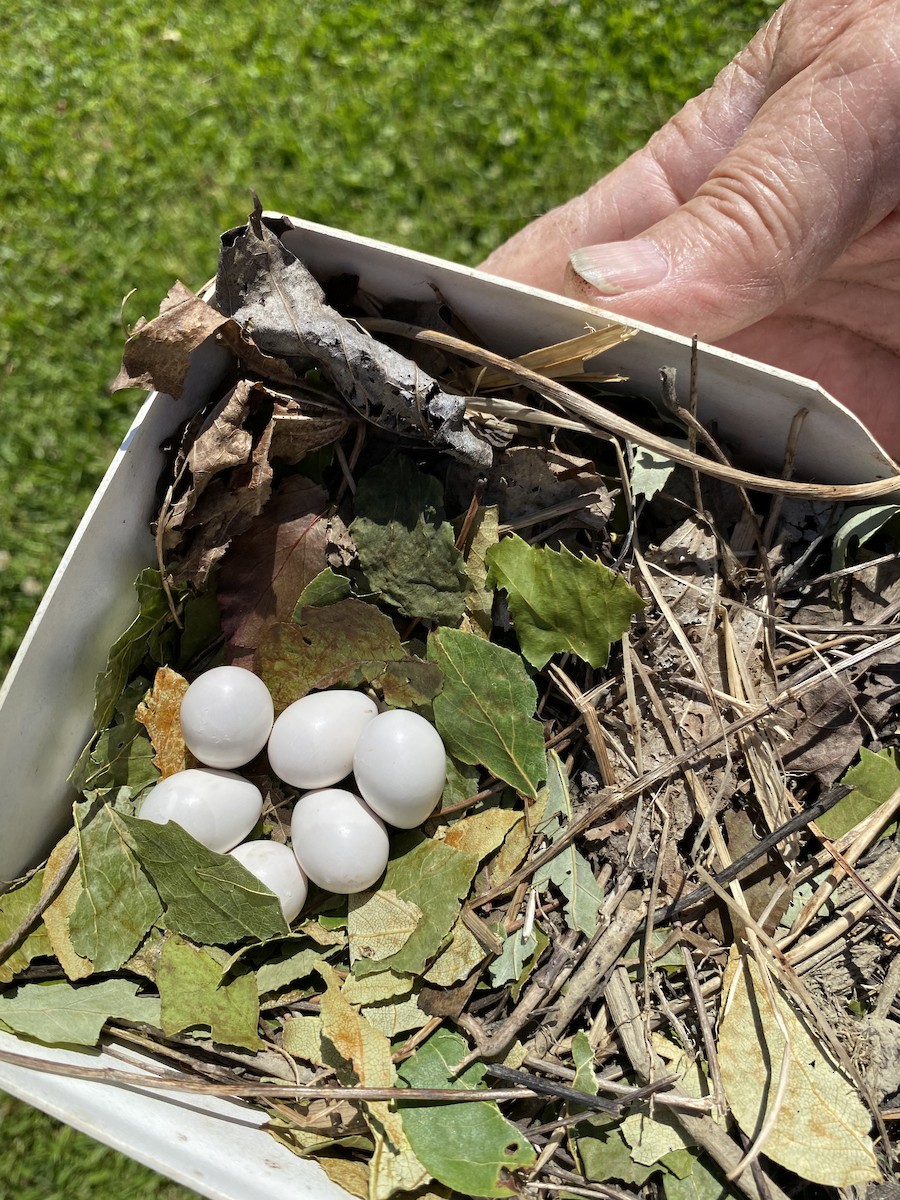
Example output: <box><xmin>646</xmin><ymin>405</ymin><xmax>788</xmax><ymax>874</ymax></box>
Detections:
<box><xmin>718</xmin><ymin>948</ymin><xmax>879</xmax><ymax>1186</ymax></box>
<box><xmin>253</xmin><ymin>937</ymin><xmax>340</xmax><ymax>997</ymax></box>
<box><xmin>818</xmin><ymin>747</ymin><xmax>900</xmax><ymax>840</ymax></box>
<box><xmin>120</xmin><ymin>816</ymin><xmax>289</xmax><ymax>944</ymax></box>
<box><xmin>93</xmin><ymin>569</ymin><xmax>179</xmax><ymax>730</ymax></box>
<box><xmin>575</xmin><ymin>1118</ymin><xmax>656</xmax><ymax>1187</ymax></box>
<box><xmin>259</xmin><ymin>598</ymin><xmax>442</xmax><ymax>711</ymax></box>
<box><xmin>295</xmin><ymin>566</ymin><xmax>353</xmax><ymax>609</ymax></box>
<box><xmin>488</xmin><ymin>928</ymin><xmax>538</xmax><ymax>988</ymax></box>
<box><xmin>353</xmin><ymin>833</ymin><xmax>480</xmax><ymax>979</ymax></box>
<box><xmin>533</xmin><ymin>752</ymin><xmax>603</xmax><ymax>935</ymax></box>
<box><xmin>661</xmin><ymin>1152</ymin><xmax>740</xmax><ymax>1199</ymax></box>
<box><xmin>0</xmin><ymin>872</ymin><xmax>52</xmax><ymax>984</ymax></box>
<box><xmin>830</xmin><ymin>503</ymin><xmax>900</xmax><ymax>577</ymax></box>
<box><xmin>485</xmin><ymin>533</ymin><xmax>644</xmax><ymax>669</ymax></box>
<box><xmin>350</xmin><ymin>453</ymin><xmax>468</xmax><ymax>624</ymax></box>
<box><xmin>73</xmin><ymin>678</ymin><xmax>160</xmax><ymax>811</ymax></box>
<box><xmin>440</xmin><ymin>755</ymin><xmax>481</xmax><ymax>812</ymax></box>
<box><xmin>0</xmin><ymin>978</ymin><xmax>160</xmax><ymax>1047</ymax></box>
<box><xmin>398</xmin><ymin>1027</ymin><xmax>535</xmax><ymax>1196</ymax></box>
<box><xmin>428</xmin><ymin>626</ymin><xmax>546</xmax><ymax>800</ymax></box>
<box><xmin>630</xmin><ymin>443</ymin><xmax>681</xmax><ymax>502</ymax></box>
<box><xmin>69</xmin><ymin>805</ymin><xmax>163</xmax><ymax>973</ymax></box>
<box><xmin>157</xmin><ymin>934</ymin><xmax>261</xmax><ymax>1050</ymax></box>
<box><xmin>460</xmin><ymin>502</ymin><xmax>500</xmax><ymax>638</ymax></box>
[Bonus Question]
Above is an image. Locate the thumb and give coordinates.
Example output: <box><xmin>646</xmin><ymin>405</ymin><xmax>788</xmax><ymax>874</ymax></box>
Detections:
<box><xmin>568</xmin><ymin>80</ymin><xmax>900</xmax><ymax>340</ymax></box>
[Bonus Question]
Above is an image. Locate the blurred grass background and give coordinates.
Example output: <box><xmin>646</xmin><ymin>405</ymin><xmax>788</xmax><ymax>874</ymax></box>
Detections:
<box><xmin>0</xmin><ymin>0</ymin><xmax>773</xmax><ymax>1195</ymax></box>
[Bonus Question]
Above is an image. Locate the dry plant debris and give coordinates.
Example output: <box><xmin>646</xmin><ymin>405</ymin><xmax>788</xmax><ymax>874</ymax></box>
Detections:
<box><xmin>3</xmin><ymin>202</ymin><xmax>900</xmax><ymax>1200</ymax></box>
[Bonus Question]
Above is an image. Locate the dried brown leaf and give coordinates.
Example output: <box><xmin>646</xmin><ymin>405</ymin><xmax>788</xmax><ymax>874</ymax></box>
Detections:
<box><xmin>217</xmin><ymin>475</ymin><xmax>334</xmax><ymax>669</ymax></box>
<box><xmin>135</xmin><ymin>667</ymin><xmax>195</xmax><ymax>778</ymax></box>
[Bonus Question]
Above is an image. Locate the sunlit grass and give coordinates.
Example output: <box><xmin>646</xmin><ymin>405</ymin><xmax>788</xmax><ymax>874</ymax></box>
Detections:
<box><xmin>0</xmin><ymin>0</ymin><xmax>774</xmax><ymax>1193</ymax></box>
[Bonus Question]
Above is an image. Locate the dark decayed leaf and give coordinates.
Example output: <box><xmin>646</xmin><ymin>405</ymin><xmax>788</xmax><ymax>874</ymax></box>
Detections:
<box><xmin>351</xmin><ymin>454</ymin><xmax>469</xmax><ymax>625</ymax></box>
<box><xmin>69</xmin><ymin>805</ymin><xmax>164</xmax><ymax>973</ymax></box>
<box><xmin>217</xmin><ymin>475</ymin><xmax>333</xmax><ymax>668</ymax></box>
<box><xmin>258</xmin><ymin>598</ymin><xmax>442</xmax><ymax>712</ymax></box>
<box><xmin>113</xmin><ymin>280</ymin><xmax>300</xmax><ymax>397</ymax></box>
<box><xmin>120</xmin><ymin>816</ymin><xmax>289</xmax><ymax>945</ymax></box>
<box><xmin>486</xmin><ymin>533</ymin><xmax>645</xmax><ymax>669</ymax></box>
<box><xmin>398</xmin><ymin>1027</ymin><xmax>535</xmax><ymax>1196</ymax></box>
<box><xmin>428</xmin><ymin>626</ymin><xmax>546</xmax><ymax>799</ymax></box>
<box><xmin>217</xmin><ymin>204</ymin><xmax>490</xmax><ymax>466</ymax></box>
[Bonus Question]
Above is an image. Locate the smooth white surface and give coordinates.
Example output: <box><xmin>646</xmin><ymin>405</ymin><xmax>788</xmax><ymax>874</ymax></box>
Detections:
<box><xmin>0</xmin><ymin>1033</ymin><xmax>351</xmax><ymax>1200</ymax></box>
<box><xmin>1</xmin><ymin>214</ymin><xmax>898</xmax><ymax>1200</ymax></box>
<box><xmin>138</xmin><ymin>768</ymin><xmax>264</xmax><ymax>852</ymax></box>
<box><xmin>353</xmin><ymin>710</ymin><xmax>446</xmax><ymax>828</ymax></box>
<box><xmin>268</xmin><ymin>690</ymin><xmax>378</xmax><ymax>788</ymax></box>
<box><xmin>229</xmin><ymin>840</ymin><xmax>309</xmax><ymax>922</ymax></box>
<box><xmin>279</xmin><ymin>215</ymin><xmax>899</xmax><ymax>485</ymax></box>
<box><xmin>180</xmin><ymin>665</ymin><xmax>274</xmax><ymax>769</ymax></box>
<box><xmin>291</xmin><ymin>788</ymin><xmax>390</xmax><ymax>893</ymax></box>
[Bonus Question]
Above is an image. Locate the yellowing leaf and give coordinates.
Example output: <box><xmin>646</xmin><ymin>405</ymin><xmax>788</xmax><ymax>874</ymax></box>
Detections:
<box><xmin>460</xmin><ymin>503</ymin><xmax>500</xmax><ymax>638</ymax></box>
<box><xmin>441</xmin><ymin>806</ymin><xmax>522</xmax><ymax>861</ymax></box>
<box><xmin>353</xmin><ymin>834</ymin><xmax>480</xmax><ymax>980</ymax></box>
<box><xmin>422</xmin><ymin>917</ymin><xmax>485</xmax><ymax>987</ymax></box>
<box><xmin>0</xmin><ymin>871</ymin><xmax>52</xmax><ymax>984</ymax></box>
<box><xmin>282</xmin><ymin>1014</ymin><xmax>329</xmax><ymax>1067</ymax></box>
<box><xmin>157</xmin><ymin>934</ymin><xmax>261</xmax><ymax>1050</ymax></box>
<box><xmin>348</xmin><ymin>889</ymin><xmax>423</xmax><ymax>964</ymax></box>
<box><xmin>342</xmin><ymin>971</ymin><xmax>413</xmax><ymax>1007</ymax></box>
<box><xmin>319</xmin><ymin>964</ymin><xmax>429</xmax><ymax>1199</ymax></box>
<box><xmin>718</xmin><ymin>949</ymin><xmax>879</xmax><ymax>1186</ymax></box>
<box><xmin>41</xmin><ymin>830</ymin><xmax>92</xmax><ymax>981</ymax></box>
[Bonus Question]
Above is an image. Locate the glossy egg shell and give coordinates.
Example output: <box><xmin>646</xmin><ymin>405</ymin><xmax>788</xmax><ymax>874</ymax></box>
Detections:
<box><xmin>138</xmin><ymin>768</ymin><xmax>264</xmax><ymax>852</ymax></box>
<box><xmin>267</xmin><ymin>690</ymin><xmax>378</xmax><ymax>789</ymax></box>
<box><xmin>291</xmin><ymin>788</ymin><xmax>389</xmax><ymax>894</ymax></box>
<box><xmin>229</xmin><ymin>840</ymin><xmax>308</xmax><ymax>923</ymax></box>
<box><xmin>352</xmin><ymin>709</ymin><xmax>446</xmax><ymax>828</ymax></box>
<box><xmin>180</xmin><ymin>665</ymin><xmax>274</xmax><ymax>769</ymax></box>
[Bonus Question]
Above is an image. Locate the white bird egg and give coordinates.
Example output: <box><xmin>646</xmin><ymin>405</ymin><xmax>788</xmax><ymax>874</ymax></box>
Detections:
<box><xmin>291</xmin><ymin>788</ymin><xmax>389</xmax><ymax>894</ymax></box>
<box><xmin>180</xmin><ymin>665</ymin><xmax>274</xmax><ymax>769</ymax></box>
<box><xmin>229</xmin><ymin>840</ymin><xmax>308</xmax><ymax>923</ymax></box>
<box><xmin>138</xmin><ymin>768</ymin><xmax>263</xmax><ymax>853</ymax></box>
<box><xmin>352</xmin><ymin>709</ymin><xmax>446</xmax><ymax>828</ymax></box>
<box><xmin>267</xmin><ymin>690</ymin><xmax>379</xmax><ymax>789</ymax></box>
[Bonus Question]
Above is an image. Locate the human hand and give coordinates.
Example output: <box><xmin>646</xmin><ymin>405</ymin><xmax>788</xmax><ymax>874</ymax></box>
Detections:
<box><xmin>479</xmin><ymin>0</ymin><xmax>900</xmax><ymax>458</ymax></box>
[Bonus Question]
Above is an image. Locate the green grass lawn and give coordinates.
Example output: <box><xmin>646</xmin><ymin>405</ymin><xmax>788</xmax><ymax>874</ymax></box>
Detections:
<box><xmin>0</xmin><ymin>0</ymin><xmax>773</xmax><ymax>1194</ymax></box>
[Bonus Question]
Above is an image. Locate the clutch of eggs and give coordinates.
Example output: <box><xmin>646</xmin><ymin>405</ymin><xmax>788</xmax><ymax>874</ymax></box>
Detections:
<box><xmin>137</xmin><ymin>667</ymin><xmax>449</xmax><ymax>916</ymax></box>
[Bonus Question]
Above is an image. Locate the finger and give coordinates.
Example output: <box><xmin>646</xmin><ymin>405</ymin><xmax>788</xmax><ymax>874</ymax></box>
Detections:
<box><xmin>478</xmin><ymin>11</ymin><xmax>780</xmax><ymax>293</ymax></box>
<box><xmin>567</xmin><ymin>12</ymin><xmax>900</xmax><ymax>338</ymax></box>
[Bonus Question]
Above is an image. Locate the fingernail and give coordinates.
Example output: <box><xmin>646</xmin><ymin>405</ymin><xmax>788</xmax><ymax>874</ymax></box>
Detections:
<box><xmin>569</xmin><ymin>238</ymin><xmax>668</xmax><ymax>295</ymax></box>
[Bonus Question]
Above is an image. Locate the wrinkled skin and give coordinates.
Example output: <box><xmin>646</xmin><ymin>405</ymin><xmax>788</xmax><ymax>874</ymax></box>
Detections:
<box><xmin>480</xmin><ymin>0</ymin><xmax>900</xmax><ymax>457</ymax></box>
